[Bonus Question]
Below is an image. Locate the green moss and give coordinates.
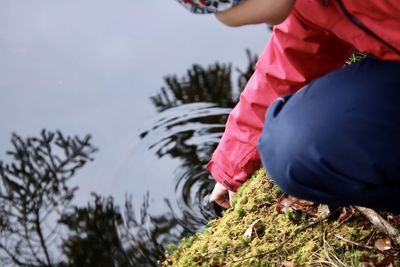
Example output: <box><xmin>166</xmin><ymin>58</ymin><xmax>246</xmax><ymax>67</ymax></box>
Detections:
<box><xmin>235</xmin><ymin>207</ymin><xmax>246</xmax><ymax>218</ymax></box>
<box><xmin>180</xmin><ymin>236</ymin><xmax>196</xmax><ymax>249</ymax></box>
<box><xmin>168</xmin><ymin>242</ymin><xmax>178</xmax><ymax>251</ymax></box>
<box><xmin>161</xmin><ymin>169</ymin><xmax>400</xmax><ymax>266</ymax></box>
<box><xmin>273</xmin><ymin>186</ymin><xmax>282</xmax><ymax>198</ymax></box>
<box><xmin>240</xmin><ymin>236</ymin><xmax>250</xmax><ymax>246</ymax></box>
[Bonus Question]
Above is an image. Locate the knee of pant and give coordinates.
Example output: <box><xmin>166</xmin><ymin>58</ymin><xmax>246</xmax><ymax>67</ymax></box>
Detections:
<box><xmin>258</xmin><ymin>120</ymin><xmax>301</xmax><ymax>195</ymax></box>
<box><xmin>257</xmin><ymin>110</ymin><xmax>327</xmax><ymax>198</ymax></box>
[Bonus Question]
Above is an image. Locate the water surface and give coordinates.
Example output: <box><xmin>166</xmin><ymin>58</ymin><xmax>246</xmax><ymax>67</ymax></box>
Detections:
<box><xmin>0</xmin><ymin>1</ymin><xmax>269</xmax><ymax>265</ymax></box>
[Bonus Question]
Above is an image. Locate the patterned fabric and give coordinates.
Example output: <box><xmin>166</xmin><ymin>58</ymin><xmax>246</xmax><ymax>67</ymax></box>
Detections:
<box><xmin>176</xmin><ymin>0</ymin><xmax>241</xmax><ymax>14</ymax></box>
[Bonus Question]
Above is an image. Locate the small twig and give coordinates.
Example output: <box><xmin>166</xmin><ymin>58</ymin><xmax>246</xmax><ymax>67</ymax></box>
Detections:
<box><xmin>322</xmin><ymin>232</ymin><xmax>347</xmax><ymax>267</ymax></box>
<box><xmin>366</xmin><ymin>228</ymin><xmax>377</xmax><ymax>246</ymax></box>
<box><xmin>334</xmin><ymin>234</ymin><xmax>393</xmax><ymax>255</ymax></box>
<box><xmin>354</xmin><ymin>206</ymin><xmax>400</xmax><ymax>245</ymax></box>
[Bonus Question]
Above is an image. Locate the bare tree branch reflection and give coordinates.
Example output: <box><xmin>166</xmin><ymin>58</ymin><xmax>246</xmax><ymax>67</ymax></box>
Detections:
<box><xmin>0</xmin><ymin>130</ymin><xmax>97</xmax><ymax>267</ymax></box>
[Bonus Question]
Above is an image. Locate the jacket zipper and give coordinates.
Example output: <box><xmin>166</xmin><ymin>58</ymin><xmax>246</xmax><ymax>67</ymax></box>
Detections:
<box><xmin>335</xmin><ymin>0</ymin><xmax>400</xmax><ymax>56</ymax></box>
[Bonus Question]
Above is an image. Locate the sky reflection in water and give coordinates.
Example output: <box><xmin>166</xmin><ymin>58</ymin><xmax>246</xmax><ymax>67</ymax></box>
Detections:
<box><xmin>0</xmin><ymin>57</ymin><xmax>257</xmax><ymax>266</ymax></box>
<box><xmin>0</xmin><ymin>1</ymin><xmax>269</xmax><ymax>265</ymax></box>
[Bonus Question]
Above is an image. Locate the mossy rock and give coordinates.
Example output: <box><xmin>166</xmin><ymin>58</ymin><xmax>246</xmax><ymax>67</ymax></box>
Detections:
<box><xmin>161</xmin><ymin>169</ymin><xmax>400</xmax><ymax>266</ymax></box>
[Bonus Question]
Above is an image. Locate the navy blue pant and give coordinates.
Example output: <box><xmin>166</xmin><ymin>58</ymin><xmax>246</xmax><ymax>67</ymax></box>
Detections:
<box><xmin>258</xmin><ymin>56</ymin><xmax>400</xmax><ymax>214</ymax></box>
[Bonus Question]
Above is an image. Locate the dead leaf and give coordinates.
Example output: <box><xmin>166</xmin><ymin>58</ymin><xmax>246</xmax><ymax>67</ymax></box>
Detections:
<box><xmin>374</xmin><ymin>237</ymin><xmax>392</xmax><ymax>251</ymax></box>
<box><xmin>276</xmin><ymin>194</ymin><xmax>315</xmax><ymax>215</ymax></box>
<box><xmin>282</xmin><ymin>261</ymin><xmax>295</xmax><ymax>267</ymax></box>
<box><xmin>318</xmin><ymin>204</ymin><xmax>331</xmax><ymax>218</ymax></box>
<box><xmin>244</xmin><ymin>219</ymin><xmax>262</xmax><ymax>239</ymax></box>
<box><xmin>338</xmin><ymin>206</ymin><xmax>355</xmax><ymax>222</ymax></box>
<box><xmin>359</xmin><ymin>262</ymin><xmax>374</xmax><ymax>267</ymax></box>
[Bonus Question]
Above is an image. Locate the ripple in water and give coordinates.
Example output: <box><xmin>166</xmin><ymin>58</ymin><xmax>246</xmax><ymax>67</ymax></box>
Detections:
<box><xmin>139</xmin><ymin>102</ymin><xmax>231</xmax><ymax>226</ymax></box>
<box><xmin>131</xmin><ymin>60</ymin><xmax>255</xmax><ymax>265</ymax></box>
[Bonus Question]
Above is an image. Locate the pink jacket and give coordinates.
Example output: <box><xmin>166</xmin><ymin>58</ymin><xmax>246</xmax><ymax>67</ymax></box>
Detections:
<box><xmin>207</xmin><ymin>0</ymin><xmax>400</xmax><ymax>192</ymax></box>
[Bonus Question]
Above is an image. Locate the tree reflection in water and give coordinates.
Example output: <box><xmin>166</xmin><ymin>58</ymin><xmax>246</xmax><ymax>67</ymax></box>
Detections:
<box><xmin>138</xmin><ymin>50</ymin><xmax>257</xmax><ymax>265</ymax></box>
<box><xmin>0</xmin><ymin>130</ymin><xmax>98</xmax><ymax>267</ymax></box>
<box><xmin>0</xmin><ymin>51</ymin><xmax>257</xmax><ymax>266</ymax></box>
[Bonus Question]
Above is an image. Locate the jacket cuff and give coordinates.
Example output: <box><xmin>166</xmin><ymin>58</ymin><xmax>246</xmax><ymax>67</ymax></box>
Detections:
<box><xmin>207</xmin><ymin>160</ymin><xmax>243</xmax><ymax>192</ymax></box>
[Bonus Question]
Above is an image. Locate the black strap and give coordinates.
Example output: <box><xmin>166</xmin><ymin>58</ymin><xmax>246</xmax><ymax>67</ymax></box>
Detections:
<box><xmin>336</xmin><ymin>0</ymin><xmax>400</xmax><ymax>56</ymax></box>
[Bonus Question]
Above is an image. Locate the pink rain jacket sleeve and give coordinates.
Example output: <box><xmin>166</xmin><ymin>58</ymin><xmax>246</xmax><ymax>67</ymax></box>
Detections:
<box><xmin>207</xmin><ymin>7</ymin><xmax>356</xmax><ymax>192</ymax></box>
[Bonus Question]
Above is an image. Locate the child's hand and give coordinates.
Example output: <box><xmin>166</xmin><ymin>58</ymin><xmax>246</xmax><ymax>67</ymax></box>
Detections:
<box><xmin>210</xmin><ymin>182</ymin><xmax>236</xmax><ymax>209</ymax></box>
